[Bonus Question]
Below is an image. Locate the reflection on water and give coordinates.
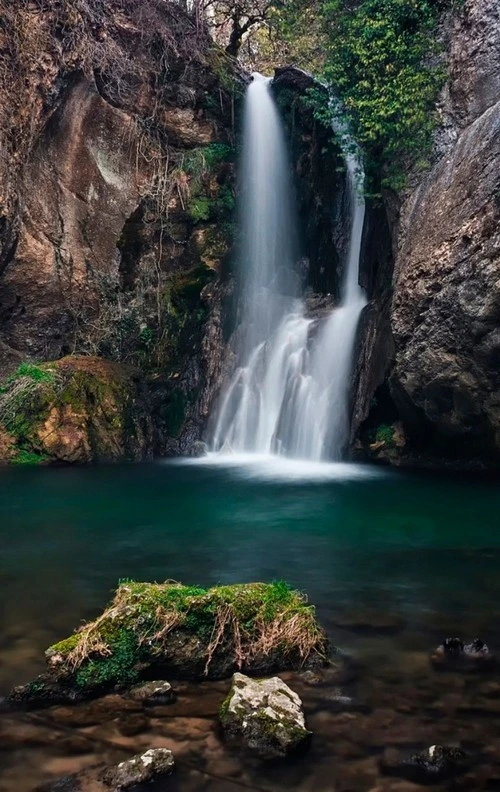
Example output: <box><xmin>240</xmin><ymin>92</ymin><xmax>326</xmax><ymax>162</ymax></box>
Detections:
<box><xmin>1</xmin><ymin>461</ymin><xmax>500</xmax><ymax>790</ymax></box>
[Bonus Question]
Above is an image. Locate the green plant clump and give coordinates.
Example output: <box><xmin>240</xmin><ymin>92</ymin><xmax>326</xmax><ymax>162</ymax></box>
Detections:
<box><xmin>375</xmin><ymin>423</ymin><xmax>395</xmax><ymax>445</ymax></box>
<box><xmin>277</xmin><ymin>0</ymin><xmax>460</xmax><ymax>188</ymax></box>
<box><xmin>12</xmin><ymin>449</ymin><xmax>48</xmax><ymax>466</ymax></box>
<box><xmin>47</xmin><ymin>580</ymin><xmax>328</xmax><ymax>689</ymax></box>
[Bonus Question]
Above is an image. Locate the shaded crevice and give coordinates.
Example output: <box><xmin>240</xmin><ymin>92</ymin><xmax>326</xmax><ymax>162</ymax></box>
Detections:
<box><xmin>117</xmin><ymin>203</ymin><xmax>147</xmax><ymax>291</ymax></box>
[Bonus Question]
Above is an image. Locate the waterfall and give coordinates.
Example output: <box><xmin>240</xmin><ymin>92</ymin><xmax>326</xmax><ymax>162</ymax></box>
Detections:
<box><xmin>210</xmin><ymin>75</ymin><xmax>365</xmax><ymax>460</ymax></box>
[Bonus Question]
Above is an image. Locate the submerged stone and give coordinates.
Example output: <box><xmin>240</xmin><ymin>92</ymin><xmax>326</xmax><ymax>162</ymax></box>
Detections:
<box><xmin>35</xmin><ymin>747</ymin><xmax>175</xmax><ymax>791</ymax></box>
<box><xmin>220</xmin><ymin>672</ymin><xmax>312</xmax><ymax>759</ymax></box>
<box><xmin>102</xmin><ymin>748</ymin><xmax>174</xmax><ymax>789</ymax></box>
<box><xmin>431</xmin><ymin>638</ymin><xmax>496</xmax><ymax>672</ymax></box>
<box><xmin>380</xmin><ymin>744</ymin><xmax>470</xmax><ymax>785</ymax></box>
<box><xmin>128</xmin><ymin>680</ymin><xmax>176</xmax><ymax>705</ymax></box>
<box><xmin>6</xmin><ymin>675</ymin><xmax>86</xmax><ymax>709</ymax></box>
<box><xmin>11</xmin><ymin>581</ymin><xmax>328</xmax><ymax>703</ymax></box>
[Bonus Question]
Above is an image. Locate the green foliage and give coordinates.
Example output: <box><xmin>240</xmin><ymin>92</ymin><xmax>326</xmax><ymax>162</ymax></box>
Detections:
<box><xmin>0</xmin><ymin>362</ymin><xmax>55</xmax><ymax>394</ymax></box>
<box><xmin>375</xmin><ymin>423</ymin><xmax>395</xmax><ymax>445</ymax></box>
<box><xmin>276</xmin><ymin>0</ymin><xmax>460</xmax><ymax>188</ymax></box>
<box><xmin>183</xmin><ymin>143</ymin><xmax>233</xmax><ymax>176</ymax></box>
<box><xmin>11</xmin><ymin>449</ymin><xmax>48</xmax><ymax>466</ymax></box>
<box><xmin>12</xmin><ymin>362</ymin><xmax>55</xmax><ymax>383</ymax></box>
<box><xmin>188</xmin><ymin>196</ymin><xmax>212</xmax><ymax>222</ymax></box>
<box><xmin>179</xmin><ymin>143</ymin><xmax>236</xmax><ymax>224</ymax></box>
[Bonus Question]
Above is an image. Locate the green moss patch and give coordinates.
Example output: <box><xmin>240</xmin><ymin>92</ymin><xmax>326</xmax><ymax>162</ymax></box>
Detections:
<box><xmin>0</xmin><ymin>356</ymin><xmax>151</xmax><ymax>465</ymax></box>
<box><xmin>46</xmin><ymin>580</ymin><xmax>328</xmax><ymax>690</ymax></box>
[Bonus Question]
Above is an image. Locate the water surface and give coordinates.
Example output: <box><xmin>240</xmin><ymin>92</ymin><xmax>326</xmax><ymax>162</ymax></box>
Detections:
<box><xmin>1</xmin><ymin>459</ymin><xmax>499</xmax><ymax>790</ymax></box>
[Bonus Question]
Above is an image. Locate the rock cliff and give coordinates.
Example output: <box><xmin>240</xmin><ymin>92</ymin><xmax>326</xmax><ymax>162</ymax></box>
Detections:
<box><xmin>0</xmin><ymin>0</ymin><xmax>242</xmax><ymax>461</ymax></box>
<box><xmin>357</xmin><ymin>0</ymin><xmax>500</xmax><ymax>470</ymax></box>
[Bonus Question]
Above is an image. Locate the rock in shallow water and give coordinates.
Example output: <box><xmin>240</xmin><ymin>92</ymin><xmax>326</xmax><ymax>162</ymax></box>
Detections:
<box><xmin>431</xmin><ymin>638</ymin><xmax>496</xmax><ymax>672</ymax></box>
<box><xmin>102</xmin><ymin>748</ymin><xmax>175</xmax><ymax>789</ymax></box>
<box><xmin>220</xmin><ymin>672</ymin><xmax>312</xmax><ymax>759</ymax></box>
<box><xmin>36</xmin><ymin>748</ymin><xmax>175</xmax><ymax>791</ymax></box>
<box><xmin>128</xmin><ymin>680</ymin><xmax>176</xmax><ymax>705</ymax></box>
<box><xmin>380</xmin><ymin>745</ymin><xmax>470</xmax><ymax>785</ymax></box>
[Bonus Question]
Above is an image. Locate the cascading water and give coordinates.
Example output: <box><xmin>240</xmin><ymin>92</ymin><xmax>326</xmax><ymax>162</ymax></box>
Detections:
<box><xmin>210</xmin><ymin>75</ymin><xmax>366</xmax><ymax>461</ymax></box>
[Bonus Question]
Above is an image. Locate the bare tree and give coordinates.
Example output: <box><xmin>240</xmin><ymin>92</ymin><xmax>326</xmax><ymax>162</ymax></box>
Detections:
<box><xmin>203</xmin><ymin>0</ymin><xmax>276</xmax><ymax>57</ymax></box>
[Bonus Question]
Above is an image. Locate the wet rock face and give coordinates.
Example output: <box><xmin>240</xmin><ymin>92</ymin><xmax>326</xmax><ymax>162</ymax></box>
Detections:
<box><xmin>220</xmin><ymin>672</ymin><xmax>312</xmax><ymax>759</ymax></box>
<box><xmin>447</xmin><ymin>0</ymin><xmax>500</xmax><ymax>126</ymax></box>
<box><xmin>383</xmin><ymin>0</ymin><xmax>500</xmax><ymax>469</ymax></box>
<box><xmin>391</xmin><ymin>98</ymin><xmax>500</xmax><ymax>466</ymax></box>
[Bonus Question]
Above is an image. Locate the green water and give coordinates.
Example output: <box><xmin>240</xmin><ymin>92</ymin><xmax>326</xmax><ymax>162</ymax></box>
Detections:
<box><xmin>1</xmin><ymin>459</ymin><xmax>499</xmax><ymax>690</ymax></box>
<box><xmin>1</xmin><ymin>458</ymin><xmax>500</xmax><ymax>791</ymax></box>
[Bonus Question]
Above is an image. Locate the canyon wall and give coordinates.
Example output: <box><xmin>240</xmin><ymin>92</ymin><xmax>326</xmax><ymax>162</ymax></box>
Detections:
<box><xmin>357</xmin><ymin>0</ymin><xmax>500</xmax><ymax>470</ymax></box>
<box><xmin>0</xmin><ymin>0</ymin><xmax>242</xmax><ymax>462</ymax></box>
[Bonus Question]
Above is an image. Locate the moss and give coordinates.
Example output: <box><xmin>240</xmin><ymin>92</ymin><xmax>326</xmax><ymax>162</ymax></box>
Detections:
<box><xmin>219</xmin><ymin>693</ymin><xmax>232</xmax><ymax>722</ymax></box>
<box><xmin>47</xmin><ymin>580</ymin><xmax>328</xmax><ymax>689</ymax></box>
<box><xmin>375</xmin><ymin>423</ymin><xmax>395</xmax><ymax>446</ymax></box>
<box><xmin>74</xmin><ymin>629</ymin><xmax>140</xmax><ymax>690</ymax></box>
<box><xmin>26</xmin><ymin>679</ymin><xmax>47</xmax><ymax>695</ymax></box>
<box><xmin>11</xmin><ymin>449</ymin><xmax>48</xmax><ymax>466</ymax></box>
<box><xmin>49</xmin><ymin>634</ymin><xmax>81</xmax><ymax>655</ymax></box>
<box><xmin>188</xmin><ymin>196</ymin><xmax>211</xmax><ymax>222</ymax></box>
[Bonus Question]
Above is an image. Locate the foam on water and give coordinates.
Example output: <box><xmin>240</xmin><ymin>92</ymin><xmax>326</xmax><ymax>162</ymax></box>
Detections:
<box><xmin>175</xmin><ymin>453</ymin><xmax>383</xmax><ymax>483</ymax></box>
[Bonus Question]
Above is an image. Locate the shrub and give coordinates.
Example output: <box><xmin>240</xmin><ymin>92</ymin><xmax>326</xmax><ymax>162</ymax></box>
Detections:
<box><xmin>375</xmin><ymin>423</ymin><xmax>394</xmax><ymax>445</ymax></box>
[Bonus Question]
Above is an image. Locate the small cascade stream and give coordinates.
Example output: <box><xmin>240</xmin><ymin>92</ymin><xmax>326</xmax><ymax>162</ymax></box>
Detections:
<box><xmin>211</xmin><ymin>75</ymin><xmax>366</xmax><ymax>461</ymax></box>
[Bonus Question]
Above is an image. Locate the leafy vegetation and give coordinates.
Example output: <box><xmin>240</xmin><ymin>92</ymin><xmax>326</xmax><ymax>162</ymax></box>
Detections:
<box><xmin>11</xmin><ymin>449</ymin><xmax>48</xmax><ymax>466</ymax></box>
<box><xmin>273</xmin><ymin>0</ymin><xmax>461</xmax><ymax>188</ymax></box>
<box><xmin>375</xmin><ymin>423</ymin><xmax>395</xmax><ymax>445</ymax></box>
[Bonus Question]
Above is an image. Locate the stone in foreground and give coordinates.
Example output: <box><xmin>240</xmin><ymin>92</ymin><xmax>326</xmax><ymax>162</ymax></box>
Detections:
<box><xmin>220</xmin><ymin>672</ymin><xmax>312</xmax><ymax>759</ymax></box>
<box><xmin>380</xmin><ymin>745</ymin><xmax>470</xmax><ymax>785</ymax></box>
<box><xmin>102</xmin><ymin>748</ymin><xmax>174</xmax><ymax>789</ymax></box>
<box><xmin>35</xmin><ymin>748</ymin><xmax>174</xmax><ymax>791</ymax></box>
<box><xmin>431</xmin><ymin>638</ymin><xmax>496</xmax><ymax>672</ymax></box>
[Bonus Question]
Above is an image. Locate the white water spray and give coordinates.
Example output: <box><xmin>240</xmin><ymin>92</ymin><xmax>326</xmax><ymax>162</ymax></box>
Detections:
<box><xmin>210</xmin><ymin>76</ymin><xmax>366</xmax><ymax>460</ymax></box>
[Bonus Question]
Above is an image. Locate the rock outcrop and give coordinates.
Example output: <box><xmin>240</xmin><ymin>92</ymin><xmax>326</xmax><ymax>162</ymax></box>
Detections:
<box><xmin>357</xmin><ymin>0</ymin><xmax>500</xmax><ymax>469</ymax></box>
<box><xmin>0</xmin><ymin>0</ymin><xmax>242</xmax><ymax>460</ymax></box>
<box><xmin>0</xmin><ymin>357</ymin><xmax>153</xmax><ymax>464</ymax></box>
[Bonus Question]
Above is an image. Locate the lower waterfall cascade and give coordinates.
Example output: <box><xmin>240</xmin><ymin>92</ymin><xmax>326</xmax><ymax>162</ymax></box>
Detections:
<box><xmin>210</xmin><ymin>74</ymin><xmax>366</xmax><ymax>461</ymax></box>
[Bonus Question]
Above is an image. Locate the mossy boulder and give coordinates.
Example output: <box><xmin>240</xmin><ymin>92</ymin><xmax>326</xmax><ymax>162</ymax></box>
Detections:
<box><xmin>0</xmin><ymin>356</ymin><xmax>153</xmax><ymax>464</ymax></box>
<box><xmin>9</xmin><ymin>581</ymin><xmax>329</xmax><ymax>706</ymax></box>
<box><xmin>220</xmin><ymin>673</ymin><xmax>312</xmax><ymax>759</ymax></box>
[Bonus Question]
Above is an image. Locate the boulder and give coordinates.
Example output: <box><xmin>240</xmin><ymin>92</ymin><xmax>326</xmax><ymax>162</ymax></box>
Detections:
<box><xmin>0</xmin><ymin>356</ymin><xmax>153</xmax><ymax>464</ymax></box>
<box><xmin>9</xmin><ymin>580</ymin><xmax>329</xmax><ymax>705</ymax></box>
<box><xmin>220</xmin><ymin>672</ymin><xmax>312</xmax><ymax>759</ymax></box>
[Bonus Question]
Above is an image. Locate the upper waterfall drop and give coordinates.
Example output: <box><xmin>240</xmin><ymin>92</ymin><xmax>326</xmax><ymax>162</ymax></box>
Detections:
<box><xmin>210</xmin><ymin>76</ymin><xmax>366</xmax><ymax>460</ymax></box>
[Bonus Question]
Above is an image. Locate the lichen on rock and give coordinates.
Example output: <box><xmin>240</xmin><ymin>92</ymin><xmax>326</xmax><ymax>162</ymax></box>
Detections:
<box><xmin>220</xmin><ymin>672</ymin><xmax>312</xmax><ymax>758</ymax></box>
